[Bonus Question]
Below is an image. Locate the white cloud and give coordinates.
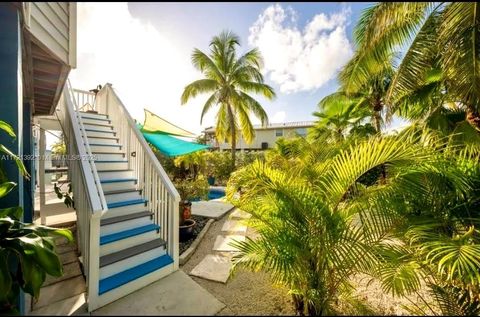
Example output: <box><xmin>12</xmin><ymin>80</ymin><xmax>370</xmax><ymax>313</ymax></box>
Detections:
<box><xmin>271</xmin><ymin>111</ymin><xmax>286</xmax><ymax>123</ymax></box>
<box><xmin>69</xmin><ymin>3</ymin><xmax>214</xmax><ymax>135</ymax></box>
<box><xmin>249</xmin><ymin>4</ymin><xmax>353</xmax><ymax>94</ymax></box>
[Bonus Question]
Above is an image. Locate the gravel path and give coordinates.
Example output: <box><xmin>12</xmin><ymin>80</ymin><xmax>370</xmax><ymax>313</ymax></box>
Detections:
<box><xmin>180</xmin><ymin>210</ymin><xmax>295</xmax><ymax>316</ymax></box>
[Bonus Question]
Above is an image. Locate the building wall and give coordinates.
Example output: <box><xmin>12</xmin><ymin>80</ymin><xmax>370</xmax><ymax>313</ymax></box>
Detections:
<box><xmin>22</xmin><ymin>2</ymin><xmax>76</xmax><ymax>67</ymax></box>
<box><xmin>206</xmin><ymin>126</ymin><xmax>310</xmax><ymax>150</ymax></box>
<box><xmin>0</xmin><ymin>4</ymin><xmax>24</xmax><ymax>211</ymax></box>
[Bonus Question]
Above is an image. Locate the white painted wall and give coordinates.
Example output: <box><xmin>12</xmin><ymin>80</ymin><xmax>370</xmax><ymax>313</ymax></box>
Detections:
<box><xmin>206</xmin><ymin>126</ymin><xmax>311</xmax><ymax>150</ymax></box>
<box><xmin>23</xmin><ymin>2</ymin><xmax>77</xmax><ymax>67</ymax></box>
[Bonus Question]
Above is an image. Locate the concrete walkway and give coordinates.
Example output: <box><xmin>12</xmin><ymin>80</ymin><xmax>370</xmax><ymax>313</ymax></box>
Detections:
<box><xmin>92</xmin><ymin>271</ymin><xmax>225</xmax><ymax>315</ymax></box>
<box><xmin>189</xmin><ymin>209</ymin><xmax>251</xmax><ymax>284</ymax></box>
<box><xmin>191</xmin><ymin>200</ymin><xmax>235</xmax><ymax>220</ymax></box>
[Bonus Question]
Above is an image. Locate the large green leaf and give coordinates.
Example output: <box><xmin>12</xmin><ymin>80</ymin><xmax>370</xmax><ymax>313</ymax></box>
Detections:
<box><xmin>0</xmin><ymin>250</ymin><xmax>12</xmax><ymax>303</ymax></box>
<box><xmin>8</xmin><ymin>235</ymin><xmax>63</xmax><ymax>277</ymax></box>
<box><xmin>0</xmin><ymin>207</ymin><xmax>23</xmax><ymax>220</ymax></box>
<box><xmin>18</xmin><ymin>255</ymin><xmax>46</xmax><ymax>299</ymax></box>
<box><xmin>0</xmin><ymin>145</ymin><xmax>29</xmax><ymax>178</ymax></box>
<box><xmin>0</xmin><ymin>182</ymin><xmax>16</xmax><ymax>199</ymax></box>
<box><xmin>0</xmin><ymin>121</ymin><xmax>15</xmax><ymax>139</ymax></box>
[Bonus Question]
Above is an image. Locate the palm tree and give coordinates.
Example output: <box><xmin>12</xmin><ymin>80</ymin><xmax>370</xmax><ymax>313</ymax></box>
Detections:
<box><xmin>338</xmin><ymin>54</ymin><xmax>395</xmax><ymax>133</ymax></box>
<box><xmin>311</xmin><ymin>92</ymin><xmax>375</xmax><ymax>141</ymax></box>
<box><xmin>181</xmin><ymin>31</ymin><xmax>276</xmax><ymax>168</ymax></box>
<box><xmin>226</xmin><ymin>128</ymin><xmax>480</xmax><ymax>316</ymax></box>
<box><xmin>342</xmin><ymin>2</ymin><xmax>480</xmax><ymax>131</ymax></box>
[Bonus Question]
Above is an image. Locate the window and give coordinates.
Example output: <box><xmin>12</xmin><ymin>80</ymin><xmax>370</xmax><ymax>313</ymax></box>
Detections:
<box><xmin>296</xmin><ymin>127</ymin><xmax>307</xmax><ymax>137</ymax></box>
<box><xmin>275</xmin><ymin>129</ymin><xmax>283</xmax><ymax>137</ymax></box>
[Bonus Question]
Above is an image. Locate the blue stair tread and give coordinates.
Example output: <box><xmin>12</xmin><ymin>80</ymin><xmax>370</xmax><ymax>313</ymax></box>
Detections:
<box><xmin>100</xmin><ymin>178</ymin><xmax>137</xmax><ymax>184</ymax></box>
<box><xmin>99</xmin><ymin>254</ymin><xmax>173</xmax><ymax>295</ymax></box>
<box><xmin>100</xmin><ymin>223</ymin><xmax>159</xmax><ymax>245</ymax></box>
<box><xmin>107</xmin><ymin>199</ymin><xmax>147</xmax><ymax>209</ymax></box>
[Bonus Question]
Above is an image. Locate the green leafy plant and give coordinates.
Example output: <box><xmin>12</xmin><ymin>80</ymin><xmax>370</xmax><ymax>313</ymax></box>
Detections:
<box><xmin>53</xmin><ymin>183</ymin><xmax>74</xmax><ymax>209</ymax></box>
<box><xmin>0</xmin><ymin>120</ymin><xmax>73</xmax><ymax>314</ymax></box>
<box><xmin>226</xmin><ymin>128</ymin><xmax>479</xmax><ymax>316</ymax></box>
<box><xmin>174</xmin><ymin>176</ymin><xmax>209</xmax><ymax>202</ymax></box>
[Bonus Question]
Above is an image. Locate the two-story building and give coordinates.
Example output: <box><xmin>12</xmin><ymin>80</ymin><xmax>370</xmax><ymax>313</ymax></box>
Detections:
<box><xmin>203</xmin><ymin>121</ymin><xmax>315</xmax><ymax>151</ymax></box>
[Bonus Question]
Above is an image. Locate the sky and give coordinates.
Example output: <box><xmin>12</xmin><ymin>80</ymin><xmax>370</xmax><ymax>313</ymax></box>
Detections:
<box><xmin>65</xmin><ymin>2</ymin><xmax>407</xmax><ymax>146</ymax></box>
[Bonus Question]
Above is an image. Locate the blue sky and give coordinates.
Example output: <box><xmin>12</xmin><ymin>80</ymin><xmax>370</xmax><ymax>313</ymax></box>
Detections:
<box><xmin>127</xmin><ymin>2</ymin><xmax>372</xmax><ymax>123</ymax></box>
<box><xmin>68</xmin><ymin>2</ymin><xmax>406</xmax><ymax>143</ymax></box>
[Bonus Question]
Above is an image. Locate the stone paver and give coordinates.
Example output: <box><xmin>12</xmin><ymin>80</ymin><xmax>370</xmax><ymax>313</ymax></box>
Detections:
<box><xmin>33</xmin><ymin>276</ymin><xmax>86</xmax><ymax>310</ymax></box>
<box><xmin>221</xmin><ymin>219</ymin><xmax>248</xmax><ymax>234</ymax></box>
<box><xmin>229</xmin><ymin>209</ymin><xmax>252</xmax><ymax>220</ymax></box>
<box><xmin>43</xmin><ymin>261</ymin><xmax>82</xmax><ymax>287</ymax></box>
<box><xmin>213</xmin><ymin>235</ymin><xmax>246</xmax><ymax>252</ymax></box>
<box><xmin>189</xmin><ymin>254</ymin><xmax>233</xmax><ymax>283</ymax></box>
<box><xmin>29</xmin><ymin>293</ymin><xmax>87</xmax><ymax>316</ymax></box>
<box><xmin>191</xmin><ymin>201</ymin><xmax>235</xmax><ymax>219</ymax></box>
<box><xmin>92</xmin><ymin>270</ymin><xmax>225</xmax><ymax>315</ymax></box>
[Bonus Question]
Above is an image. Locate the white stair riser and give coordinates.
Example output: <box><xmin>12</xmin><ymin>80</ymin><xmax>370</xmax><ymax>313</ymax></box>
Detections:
<box><xmin>105</xmin><ymin>191</ymin><xmax>142</xmax><ymax>204</ymax></box>
<box><xmin>99</xmin><ymin>246</ymin><xmax>166</xmax><ymax>279</ymax></box>
<box><xmin>88</xmin><ymin>137</ymin><xmax>119</xmax><ymax>145</ymax></box>
<box><xmin>81</xmin><ymin>118</ymin><xmax>111</xmax><ymax>125</ymax></box>
<box><xmin>86</xmin><ymin>130</ymin><xmax>117</xmax><ymax>138</ymax></box>
<box><xmin>83</xmin><ymin>124</ymin><xmax>114</xmax><ymax>132</ymax></box>
<box><xmin>95</xmin><ymin>161</ymin><xmax>129</xmax><ymax>171</ymax></box>
<box><xmin>92</xmin><ymin>264</ymin><xmax>174</xmax><ymax>312</ymax></box>
<box><xmin>100</xmin><ymin>231</ymin><xmax>158</xmax><ymax>257</ymax></box>
<box><xmin>94</xmin><ymin>153</ymin><xmax>126</xmax><ymax>161</ymax></box>
<box><xmin>101</xmin><ymin>181</ymin><xmax>137</xmax><ymax>192</ymax></box>
<box><xmin>90</xmin><ymin>145</ymin><xmax>123</xmax><ymax>152</ymax></box>
<box><xmin>100</xmin><ymin>216</ymin><xmax>153</xmax><ymax>236</ymax></box>
<box><xmin>79</xmin><ymin>112</ymin><xmax>108</xmax><ymax>120</ymax></box>
<box><xmin>98</xmin><ymin>170</ymin><xmax>134</xmax><ymax>180</ymax></box>
<box><xmin>102</xmin><ymin>203</ymin><xmax>146</xmax><ymax>219</ymax></box>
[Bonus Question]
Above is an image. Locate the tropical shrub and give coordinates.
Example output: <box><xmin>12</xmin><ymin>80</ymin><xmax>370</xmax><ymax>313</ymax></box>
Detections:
<box><xmin>174</xmin><ymin>176</ymin><xmax>209</xmax><ymax>201</ymax></box>
<box><xmin>226</xmin><ymin>129</ymin><xmax>480</xmax><ymax>316</ymax></box>
<box><xmin>0</xmin><ymin>120</ymin><xmax>73</xmax><ymax>314</ymax></box>
<box><xmin>173</xmin><ymin>152</ymin><xmax>206</xmax><ymax>180</ymax></box>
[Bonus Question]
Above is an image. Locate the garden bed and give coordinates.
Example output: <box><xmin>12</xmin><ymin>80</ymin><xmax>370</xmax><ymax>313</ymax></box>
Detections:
<box><xmin>179</xmin><ymin>215</ymin><xmax>210</xmax><ymax>255</ymax></box>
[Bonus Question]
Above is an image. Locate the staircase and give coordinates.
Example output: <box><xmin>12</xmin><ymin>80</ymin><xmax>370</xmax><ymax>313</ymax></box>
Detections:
<box><xmin>58</xmin><ymin>82</ymin><xmax>180</xmax><ymax>311</ymax></box>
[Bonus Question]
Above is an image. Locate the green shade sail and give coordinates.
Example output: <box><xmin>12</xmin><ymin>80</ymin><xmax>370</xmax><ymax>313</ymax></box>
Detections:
<box><xmin>137</xmin><ymin>123</ymin><xmax>209</xmax><ymax>157</ymax></box>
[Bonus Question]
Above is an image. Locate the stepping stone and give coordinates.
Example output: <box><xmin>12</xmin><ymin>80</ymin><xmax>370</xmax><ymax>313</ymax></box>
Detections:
<box><xmin>189</xmin><ymin>254</ymin><xmax>233</xmax><ymax>283</ymax></box>
<box><xmin>43</xmin><ymin>261</ymin><xmax>82</xmax><ymax>287</ymax></box>
<box><xmin>33</xmin><ymin>276</ymin><xmax>86</xmax><ymax>310</ymax></box>
<box><xmin>229</xmin><ymin>209</ymin><xmax>251</xmax><ymax>220</ymax></box>
<box><xmin>221</xmin><ymin>219</ymin><xmax>247</xmax><ymax>234</ymax></box>
<box><xmin>59</xmin><ymin>250</ymin><xmax>78</xmax><ymax>265</ymax></box>
<box><xmin>213</xmin><ymin>235</ymin><xmax>245</xmax><ymax>252</ymax></box>
<box><xmin>191</xmin><ymin>201</ymin><xmax>234</xmax><ymax>219</ymax></box>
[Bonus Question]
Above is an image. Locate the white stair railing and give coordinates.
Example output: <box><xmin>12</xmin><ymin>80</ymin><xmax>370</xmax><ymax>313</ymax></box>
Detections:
<box><xmin>56</xmin><ymin>81</ymin><xmax>107</xmax><ymax>311</ymax></box>
<box><xmin>94</xmin><ymin>83</ymin><xmax>180</xmax><ymax>269</ymax></box>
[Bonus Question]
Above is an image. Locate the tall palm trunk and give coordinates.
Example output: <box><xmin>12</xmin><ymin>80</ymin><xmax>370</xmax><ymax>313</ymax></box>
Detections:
<box><xmin>228</xmin><ymin>104</ymin><xmax>236</xmax><ymax>169</ymax></box>
<box><xmin>231</xmin><ymin>128</ymin><xmax>236</xmax><ymax>169</ymax></box>
<box><xmin>372</xmin><ymin>98</ymin><xmax>383</xmax><ymax>134</ymax></box>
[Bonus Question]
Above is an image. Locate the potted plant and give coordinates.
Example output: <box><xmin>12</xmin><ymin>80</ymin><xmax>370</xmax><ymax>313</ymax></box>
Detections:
<box><xmin>178</xmin><ymin>199</ymin><xmax>196</xmax><ymax>242</ymax></box>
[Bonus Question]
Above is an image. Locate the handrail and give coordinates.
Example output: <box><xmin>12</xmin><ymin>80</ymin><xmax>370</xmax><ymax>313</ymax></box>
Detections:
<box><xmin>67</xmin><ymin>80</ymin><xmax>108</xmax><ymax>212</ymax></box>
<box><xmin>105</xmin><ymin>84</ymin><xmax>180</xmax><ymax>199</ymax></box>
<box><xmin>64</xmin><ymin>82</ymin><xmax>105</xmax><ymax>213</ymax></box>
<box><xmin>93</xmin><ymin>83</ymin><xmax>180</xmax><ymax>270</ymax></box>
